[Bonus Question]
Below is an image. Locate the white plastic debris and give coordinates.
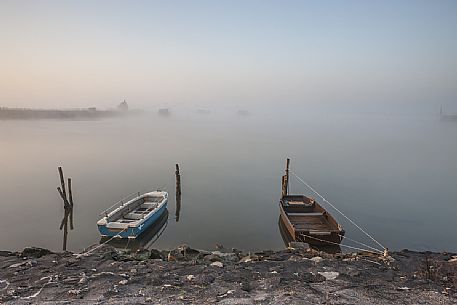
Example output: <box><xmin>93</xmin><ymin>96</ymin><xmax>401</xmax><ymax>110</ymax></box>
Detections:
<box><xmin>186</xmin><ymin>275</ymin><xmax>195</xmax><ymax>281</ymax></box>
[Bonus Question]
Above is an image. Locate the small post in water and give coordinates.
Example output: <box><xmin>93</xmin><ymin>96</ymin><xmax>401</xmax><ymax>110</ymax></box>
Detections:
<box><xmin>282</xmin><ymin>158</ymin><xmax>290</xmax><ymax>197</ymax></box>
<box><xmin>175</xmin><ymin>163</ymin><xmax>181</xmax><ymax>222</ymax></box>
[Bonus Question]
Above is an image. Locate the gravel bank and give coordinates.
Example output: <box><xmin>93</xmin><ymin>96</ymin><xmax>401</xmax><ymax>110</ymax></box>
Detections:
<box><xmin>0</xmin><ymin>245</ymin><xmax>456</xmax><ymax>304</ymax></box>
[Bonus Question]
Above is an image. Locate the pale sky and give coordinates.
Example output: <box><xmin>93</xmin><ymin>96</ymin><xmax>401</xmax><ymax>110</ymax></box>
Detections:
<box><xmin>1</xmin><ymin>0</ymin><xmax>456</xmax><ymax>111</ymax></box>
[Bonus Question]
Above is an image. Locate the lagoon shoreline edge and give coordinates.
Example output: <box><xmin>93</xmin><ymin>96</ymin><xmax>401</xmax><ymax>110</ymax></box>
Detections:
<box><xmin>0</xmin><ymin>245</ymin><xmax>456</xmax><ymax>304</ymax></box>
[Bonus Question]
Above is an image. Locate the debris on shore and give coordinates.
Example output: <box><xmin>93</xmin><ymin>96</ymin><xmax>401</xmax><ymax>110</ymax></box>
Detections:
<box><xmin>0</xmin><ymin>245</ymin><xmax>455</xmax><ymax>304</ymax></box>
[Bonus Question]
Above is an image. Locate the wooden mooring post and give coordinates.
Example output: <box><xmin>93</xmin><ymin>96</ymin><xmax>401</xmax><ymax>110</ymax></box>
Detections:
<box><xmin>281</xmin><ymin>158</ymin><xmax>290</xmax><ymax>197</ymax></box>
<box><xmin>175</xmin><ymin>164</ymin><xmax>181</xmax><ymax>222</ymax></box>
<box><xmin>57</xmin><ymin>167</ymin><xmax>74</xmax><ymax>251</ymax></box>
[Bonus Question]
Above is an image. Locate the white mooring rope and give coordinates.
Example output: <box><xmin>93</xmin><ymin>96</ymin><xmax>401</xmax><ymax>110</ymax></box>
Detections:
<box><xmin>291</xmin><ymin>171</ymin><xmax>386</xmax><ymax>252</ymax></box>
<box><xmin>298</xmin><ymin>233</ymin><xmax>382</xmax><ymax>255</ymax></box>
<box><xmin>75</xmin><ymin>227</ymin><xmax>129</xmax><ymax>258</ymax></box>
<box><xmin>338</xmin><ymin>234</ymin><xmax>383</xmax><ymax>254</ymax></box>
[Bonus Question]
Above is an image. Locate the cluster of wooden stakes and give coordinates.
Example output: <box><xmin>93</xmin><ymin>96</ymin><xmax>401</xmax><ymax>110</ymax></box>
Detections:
<box><xmin>57</xmin><ymin>167</ymin><xmax>74</xmax><ymax>251</ymax></box>
<box><xmin>57</xmin><ymin>164</ymin><xmax>182</xmax><ymax>251</ymax></box>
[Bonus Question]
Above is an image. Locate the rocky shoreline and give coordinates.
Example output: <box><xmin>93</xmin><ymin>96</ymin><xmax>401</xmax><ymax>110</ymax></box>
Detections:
<box><xmin>0</xmin><ymin>245</ymin><xmax>456</xmax><ymax>304</ymax></box>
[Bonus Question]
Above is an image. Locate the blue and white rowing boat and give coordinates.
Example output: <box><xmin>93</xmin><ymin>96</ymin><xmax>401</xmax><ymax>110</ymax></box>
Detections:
<box><xmin>97</xmin><ymin>191</ymin><xmax>168</xmax><ymax>238</ymax></box>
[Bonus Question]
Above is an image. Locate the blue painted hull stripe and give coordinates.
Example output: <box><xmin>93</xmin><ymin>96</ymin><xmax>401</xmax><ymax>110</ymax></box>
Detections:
<box><xmin>98</xmin><ymin>202</ymin><xmax>168</xmax><ymax>238</ymax></box>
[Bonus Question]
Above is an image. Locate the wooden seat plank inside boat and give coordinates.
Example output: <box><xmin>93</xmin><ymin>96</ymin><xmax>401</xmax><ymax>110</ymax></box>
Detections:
<box><xmin>289</xmin><ymin>214</ymin><xmax>333</xmax><ymax>231</ymax></box>
<box><xmin>106</xmin><ymin>196</ymin><xmax>163</xmax><ymax>226</ymax></box>
<box><xmin>287</xmin><ymin>212</ymin><xmax>323</xmax><ymax>216</ymax></box>
<box><xmin>121</xmin><ymin>202</ymin><xmax>159</xmax><ymax>221</ymax></box>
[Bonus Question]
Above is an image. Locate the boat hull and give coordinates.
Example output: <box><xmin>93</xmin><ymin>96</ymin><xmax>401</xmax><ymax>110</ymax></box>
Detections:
<box><xmin>279</xmin><ymin>201</ymin><xmax>344</xmax><ymax>246</ymax></box>
<box><xmin>98</xmin><ymin>200</ymin><xmax>168</xmax><ymax>238</ymax></box>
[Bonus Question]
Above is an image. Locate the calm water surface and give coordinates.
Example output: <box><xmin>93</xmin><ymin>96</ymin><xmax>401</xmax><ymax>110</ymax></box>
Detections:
<box><xmin>1</xmin><ymin>111</ymin><xmax>456</xmax><ymax>252</ymax></box>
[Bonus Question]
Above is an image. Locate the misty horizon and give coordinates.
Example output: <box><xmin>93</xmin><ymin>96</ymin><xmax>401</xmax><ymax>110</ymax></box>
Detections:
<box><xmin>1</xmin><ymin>1</ymin><xmax>456</xmax><ymax>115</ymax></box>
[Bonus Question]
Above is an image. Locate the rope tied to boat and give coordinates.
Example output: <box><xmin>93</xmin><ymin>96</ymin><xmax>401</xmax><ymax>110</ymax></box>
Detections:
<box><xmin>337</xmin><ymin>234</ymin><xmax>384</xmax><ymax>254</ymax></box>
<box><xmin>298</xmin><ymin>233</ymin><xmax>383</xmax><ymax>255</ymax></box>
<box><xmin>75</xmin><ymin>227</ymin><xmax>129</xmax><ymax>258</ymax></box>
<box><xmin>290</xmin><ymin>171</ymin><xmax>386</xmax><ymax>253</ymax></box>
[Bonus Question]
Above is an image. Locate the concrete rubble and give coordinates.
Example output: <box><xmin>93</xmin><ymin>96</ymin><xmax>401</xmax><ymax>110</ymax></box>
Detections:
<box><xmin>0</xmin><ymin>245</ymin><xmax>456</xmax><ymax>304</ymax></box>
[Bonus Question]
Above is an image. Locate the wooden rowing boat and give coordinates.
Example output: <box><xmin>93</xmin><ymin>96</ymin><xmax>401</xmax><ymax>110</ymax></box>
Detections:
<box><xmin>97</xmin><ymin>191</ymin><xmax>168</xmax><ymax>238</ymax></box>
<box><xmin>100</xmin><ymin>209</ymin><xmax>169</xmax><ymax>250</ymax></box>
<box><xmin>279</xmin><ymin>159</ymin><xmax>344</xmax><ymax>246</ymax></box>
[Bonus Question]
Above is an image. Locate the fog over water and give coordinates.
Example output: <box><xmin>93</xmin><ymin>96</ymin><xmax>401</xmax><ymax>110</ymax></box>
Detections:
<box><xmin>0</xmin><ymin>109</ymin><xmax>456</xmax><ymax>252</ymax></box>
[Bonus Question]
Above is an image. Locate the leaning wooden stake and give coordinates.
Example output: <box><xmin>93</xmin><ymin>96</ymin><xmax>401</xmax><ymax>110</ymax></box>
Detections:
<box><xmin>57</xmin><ymin>167</ymin><xmax>74</xmax><ymax>251</ymax></box>
<box><xmin>175</xmin><ymin>164</ymin><xmax>181</xmax><ymax>222</ymax></box>
<box><xmin>281</xmin><ymin>158</ymin><xmax>290</xmax><ymax>197</ymax></box>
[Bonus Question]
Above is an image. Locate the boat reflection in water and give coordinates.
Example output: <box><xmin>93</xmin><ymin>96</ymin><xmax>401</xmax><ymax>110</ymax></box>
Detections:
<box><xmin>100</xmin><ymin>209</ymin><xmax>168</xmax><ymax>251</ymax></box>
<box><xmin>278</xmin><ymin>216</ymin><xmax>341</xmax><ymax>254</ymax></box>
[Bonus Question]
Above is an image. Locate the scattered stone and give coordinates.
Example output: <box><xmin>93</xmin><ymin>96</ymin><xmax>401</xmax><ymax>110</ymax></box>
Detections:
<box><xmin>0</xmin><ymin>280</ymin><xmax>10</xmax><ymax>290</ymax></box>
<box><xmin>205</xmin><ymin>251</ymin><xmax>238</xmax><ymax>262</ymax></box>
<box><xmin>239</xmin><ymin>256</ymin><xmax>252</xmax><ymax>263</ymax></box>
<box><xmin>239</xmin><ymin>254</ymin><xmax>260</xmax><ymax>263</ymax></box>
<box><xmin>133</xmin><ymin>249</ymin><xmax>150</xmax><ymax>261</ymax></box>
<box><xmin>8</xmin><ymin>260</ymin><xmax>36</xmax><ymax>268</ymax></box>
<box><xmin>218</xmin><ymin>290</ymin><xmax>236</xmax><ymax>298</ymax></box>
<box><xmin>63</xmin><ymin>276</ymin><xmax>81</xmax><ymax>284</ymax></box>
<box><xmin>149</xmin><ymin>249</ymin><xmax>164</xmax><ymax>260</ymax></box>
<box><xmin>318</xmin><ymin>271</ymin><xmax>339</xmax><ymax>280</ymax></box>
<box><xmin>210</xmin><ymin>261</ymin><xmax>224</xmax><ymax>268</ymax></box>
<box><xmin>240</xmin><ymin>281</ymin><xmax>251</xmax><ymax>292</ymax></box>
<box><xmin>310</xmin><ymin>256</ymin><xmax>323</xmax><ymax>263</ymax></box>
<box><xmin>20</xmin><ymin>247</ymin><xmax>52</xmax><ymax>258</ymax></box>
<box><xmin>167</xmin><ymin>252</ymin><xmax>178</xmax><ymax>262</ymax></box>
<box><xmin>288</xmin><ymin>242</ymin><xmax>309</xmax><ymax>250</ymax></box>
<box><xmin>253</xmin><ymin>292</ymin><xmax>268</xmax><ymax>302</ymax></box>
<box><xmin>204</xmin><ymin>254</ymin><xmax>221</xmax><ymax>262</ymax></box>
<box><xmin>79</xmin><ymin>273</ymin><xmax>88</xmax><ymax>284</ymax></box>
<box><xmin>68</xmin><ymin>289</ymin><xmax>81</xmax><ymax>295</ymax></box>
<box><xmin>232</xmin><ymin>248</ymin><xmax>242</xmax><ymax>255</ymax></box>
<box><xmin>177</xmin><ymin>244</ymin><xmax>200</xmax><ymax>257</ymax></box>
<box><xmin>167</xmin><ymin>245</ymin><xmax>201</xmax><ymax>261</ymax></box>
<box><xmin>218</xmin><ymin>298</ymin><xmax>253</xmax><ymax>305</ymax></box>
<box><xmin>0</xmin><ymin>251</ymin><xmax>12</xmax><ymax>257</ymax></box>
